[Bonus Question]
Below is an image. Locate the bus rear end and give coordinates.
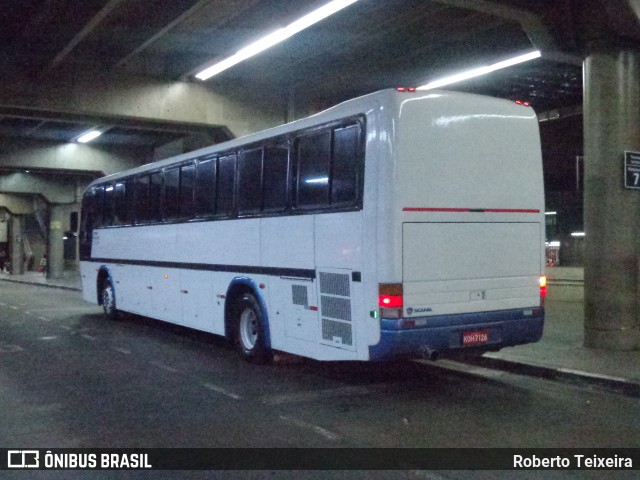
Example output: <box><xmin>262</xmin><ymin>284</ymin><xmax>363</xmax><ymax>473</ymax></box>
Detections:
<box><xmin>370</xmin><ymin>90</ymin><xmax>545</xmax><ymax>360</ymax></box>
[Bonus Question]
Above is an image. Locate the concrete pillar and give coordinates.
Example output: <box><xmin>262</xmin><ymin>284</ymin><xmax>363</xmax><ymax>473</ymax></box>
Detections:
<box><xmin>583</xmin><ymin>47</ymin><xmax>640</xmax><ymax>350</ymax></box>
<box><xmin>9</xmin><ymin>215</ymin><xmax>24</xmax><ymax>275</ymax></box>
<box><xmin>47</xmin><ymin>205</ymin><xmax>66</xmax><ymax>280</ymax></box>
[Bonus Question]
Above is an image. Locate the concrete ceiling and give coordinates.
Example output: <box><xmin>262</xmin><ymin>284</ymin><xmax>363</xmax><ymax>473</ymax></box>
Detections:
<box><xmin>0</xmin><ymin>0</ymin><xmax>638</xmax><ymax>149</ymax></box>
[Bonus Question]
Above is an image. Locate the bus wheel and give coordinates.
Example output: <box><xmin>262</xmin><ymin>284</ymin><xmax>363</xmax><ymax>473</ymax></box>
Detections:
<box><xmin>101</xmin><ymin>281</ymin><xmax>118</xmax><ymax>321</ymax></box>
<box><xmin>235</xmin><ymin>293</ymin><xmax>270</xmax><ymax>364</ymax></box>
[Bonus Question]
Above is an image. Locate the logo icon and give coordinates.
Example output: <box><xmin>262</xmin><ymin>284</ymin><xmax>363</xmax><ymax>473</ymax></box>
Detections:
<box><xmin>406</xmin><ymin>306</ymin><xmax>433</xmax><ymax>316</ymax></box>
<box><xmin>7</xmin><ymin>450</ymin><xmax>39</xmax><ymax>469</ymax></box>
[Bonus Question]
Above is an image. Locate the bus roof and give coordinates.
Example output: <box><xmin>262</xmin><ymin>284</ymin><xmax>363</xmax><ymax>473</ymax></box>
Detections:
<box><xmin>87</xmin><ymin>88</ymin><xmax>531</xmax><ymax>189</ymax></box>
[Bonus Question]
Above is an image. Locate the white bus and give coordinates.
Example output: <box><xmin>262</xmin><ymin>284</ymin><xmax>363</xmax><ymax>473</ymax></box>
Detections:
<box><xmin>79</xmin><ymin>88</ymin><xmax>546</xmax><ymax>363</ymax></box>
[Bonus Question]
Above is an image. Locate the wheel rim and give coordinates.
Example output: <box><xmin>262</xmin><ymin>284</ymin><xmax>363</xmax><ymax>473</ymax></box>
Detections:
<box><xmin>103</xmin><ymin>285</ymin><xmax>114</xmax><ymax>316</ymax></box>
<box><xmin>239</xmin><ymin>307</ymin><xmax>258</xmax><ymax>350</ymax></box>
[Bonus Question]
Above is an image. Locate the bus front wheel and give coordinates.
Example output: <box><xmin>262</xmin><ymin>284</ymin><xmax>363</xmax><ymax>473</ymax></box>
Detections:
<box><xmin>234</xmin><ymin>293</ymin><xmax>270</xmax><ymax>364</ymax></box>
<box><xmin>101</xmin><ymin>281</ymin><xmax>118</xmax><ymax>321</ymax></box>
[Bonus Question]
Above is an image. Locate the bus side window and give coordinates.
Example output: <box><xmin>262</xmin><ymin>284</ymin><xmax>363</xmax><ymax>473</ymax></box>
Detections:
<box><xmin>164</xmin><ymin>167</ymin><xmax>180</xmax><ymax>220</ymax></box>
<box><xmin>149</xmin><ymin>171</ymin><xmax>163</xmax><ymax>222</ymax></box>
<box><xmin>331</xmin><ymin>124</ymin><xmax>361</xmax><ymax>206</ymax></box>
<box><xmin>103</xmin><ymin>183</ymin><xmax>115</xmax><ymax>227</ymax></box>
<box><xmin>196</xmin><ymin>158</ymin><xmax>216</xmax><ymax>217</ymax></box>
<box><xmin>92</xmin><ymin>185</ymin><xmax>105</xmax><ymax>228</ymax></box>
<box><xmin>263</xmin><ymin>144</ymin><xmax>289</xmax><ymax>212</ymax></box>
<box><xmin>124</xmin><ymin>178</ymin><xmax>135</xmax><ymax>224</ymax></box>
<box><xmin>237</xmin><ymin>148</ymin><xmax>263</xmax><ymax>215</ymax></box>
<box><xmin>180</xmin><ymin>163</ymin><xmax>196</xmax><ymax>219</ymax></box>
<box><xmin>134</xmin><ymin>175</ymin><xmax>150</xmax><ymax>223</ymax></box>
<box><xmin>216</xmin><ymin>154</ymin><xmax>236</xmax><ymax>217</ymax></box>
<box><xmin>79</xmin><ymin>188</ymin><xmax>96</xmax><ymax>259</ymax></box>
<box><xmin>296</xmin><ymin>131</ymin><xmax>331</xmax><ymax>208</ymax></box>
<box><xmin>113</xmin><ymin>181</ymin><xmax>127</xmax><ymax>226</ymax></box>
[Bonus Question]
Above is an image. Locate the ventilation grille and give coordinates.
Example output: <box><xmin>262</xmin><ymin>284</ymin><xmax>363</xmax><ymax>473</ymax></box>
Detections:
<box><xmin>319</xmin><ymin>272</ymin><xmax>350</xmax><ymax>297</ymax></box>
<box><xmin>318</xmin><ymin>271</ymin><xmax>353</xmax><ymax>349</ymax></box>
<box><xmin>322</xmin><ymin>318</ymin><xmax>353</xmax><ymax>346</ymax></box>
<box><xmin>292</xmin><ymin>285</ymin><xmax>308</xmax><ymax>307</ymax></box>
<box><xmin>320</xmin><ymin>296</ymin><xmax>351</xmax><ymax>322</ymax></box>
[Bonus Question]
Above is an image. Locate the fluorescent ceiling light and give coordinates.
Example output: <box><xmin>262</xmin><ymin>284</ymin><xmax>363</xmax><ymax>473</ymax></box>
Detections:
<box><xmin>195</xmin><ymin>0</ymin><xmax>358</xmax><ymax>80</ymax></box>
<box><xmin>417</xmin><ymin>50</ymin><xmax>541</xmax><ymax>90</ymax></box>
<box><xmin>545</xmin><ymin>211</ymin><xmax>557</xmax><ymax>215</ymax></box>
<box><xmin>305</xmin><ymin>176</ymin><xmax>329</xmax><ymax>184</ymax></box>
<box><xmin>77</xmin><ymin>130</ymin><xmax>103</xmax><ymax>143</ymax></box>
<box><xmin>571</xmin><ymin>232</ymin><xmax>585</xmax><ymax>237</ymax></box>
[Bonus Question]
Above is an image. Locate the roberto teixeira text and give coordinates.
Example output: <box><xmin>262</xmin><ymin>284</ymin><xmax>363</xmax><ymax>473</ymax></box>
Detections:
<box><xmin>514</xmin><ymin>454</ymin><xmax>633</xmax><ymax>469</ymax></box>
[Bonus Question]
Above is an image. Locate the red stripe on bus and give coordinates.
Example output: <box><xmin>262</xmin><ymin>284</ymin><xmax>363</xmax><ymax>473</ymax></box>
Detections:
<box><xmin>484</xmin><ymin>209</ymin><xmax>540</xmax><ymax>213</ymax></box>
<box><xmin>403</xmin><ymin>207</ymin><xmax>470</xmax><ymax>212</ymax></box>
<box><xmin>402</xmin><ymin>208</ymin><xmax>540</xmax><ymax>213</ymax></box>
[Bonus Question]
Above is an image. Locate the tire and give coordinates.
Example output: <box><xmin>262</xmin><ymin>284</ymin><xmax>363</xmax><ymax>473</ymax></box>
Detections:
<box><xmin>234</xmin><ymin>293</ymin><xmax>270</xmax><ymax>364</ymax></box>
<box><xmin>101</xmin><ymin>280</ymin><xmax>119</xmax><ymax>321</ymax></box>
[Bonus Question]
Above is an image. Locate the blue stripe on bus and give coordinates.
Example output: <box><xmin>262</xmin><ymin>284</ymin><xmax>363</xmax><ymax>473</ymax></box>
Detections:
<box><xmin>369</xmin><ymin>308</ymin><xmax>544</xmax><ymax>361</ymax></box>
<box><xmin>88</xmin><ymin>258</ymin><xmax>316</xmax><ymax>280</ymax></box>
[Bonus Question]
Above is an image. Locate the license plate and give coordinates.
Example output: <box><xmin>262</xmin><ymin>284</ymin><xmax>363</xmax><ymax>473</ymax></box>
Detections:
<box><xmin>462</xmin><ymin>330</ymin><xmax>489</xmax><ymax>346</ymax></box>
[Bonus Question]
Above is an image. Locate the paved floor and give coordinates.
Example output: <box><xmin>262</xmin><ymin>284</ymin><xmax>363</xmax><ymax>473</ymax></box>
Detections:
<box><xmin>2</xmin><ymin>270</ymin><xmax>639</xmax><ymax>393</ymax></box>
<box><xmin>2</xmin><ymin>281</ymin><xmax>639</xmax><ymax>479</ymax></box>
<box><xmin>0</xmin><ymin>270</ymin><xmax>82</xmax><ymax>291</ymax></box>
<box><xmin>483</xmin><ymin>299</ymin><xmax>640</xmax><ymax>389</ymax></box>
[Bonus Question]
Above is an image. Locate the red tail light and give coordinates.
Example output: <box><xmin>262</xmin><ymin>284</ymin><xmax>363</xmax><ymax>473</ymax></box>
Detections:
<box><xmin>378</xmin><ymin>283</ymin><xmax>403</xmax><ymax>307</ymax></box>
<box><xmin>396</xmin><ymin>87</ymin><xmax>417</xmax><ymax>93</ymax></box>
<box><xmin>379</xmin><ymin>283</ymin><xmax>403</xmax><ymax>318</ymax></box>
<box><xmin>539</xmin><ymin>276</ymin><xmax>547</xmax><ymax>305</ymax></box>
<box><xmin>379</xmin><ymin>295</ymin><xmax>402</xmax><ymax>308</ymax></box>
<box><xmin>539</xmin><ymin>276</ymin><xmax>547</xmax><ymax>296</ymax></box>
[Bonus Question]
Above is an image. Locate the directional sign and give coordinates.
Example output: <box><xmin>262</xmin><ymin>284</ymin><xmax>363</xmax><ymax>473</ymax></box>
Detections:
<box><xmin>624</xmin><ymin>151</ymin><xmax>640</xmax><ymax>189</ymax></box>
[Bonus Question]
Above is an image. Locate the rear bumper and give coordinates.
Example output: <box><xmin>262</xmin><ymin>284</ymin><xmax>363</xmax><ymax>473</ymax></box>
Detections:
<box><xmin>368</xmin><ymin>307</ymin><xmax>544</xmax><ymax>361</ymax></box>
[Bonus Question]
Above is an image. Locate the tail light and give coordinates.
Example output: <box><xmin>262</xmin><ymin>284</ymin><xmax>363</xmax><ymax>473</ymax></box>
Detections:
<box><xmin>379</xmin><ymin>283</ymin><xmax>403</xmax><ymax>318</ymax></box>
<box><xmin>539</xmin><ymin>276</ymin><xmax>547</xmax><ymax>305</ymax></box>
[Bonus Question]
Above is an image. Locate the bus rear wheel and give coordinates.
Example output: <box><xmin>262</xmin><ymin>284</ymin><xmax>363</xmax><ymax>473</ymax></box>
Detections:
<box><xmin>101</xmin><ymin>281</ymin><xmax>118</xmax><ymax>321</ymax></box>
<box><xmin>234</xmin><ymin>293</ymin><xmax>270</xmax><ymax>364</ymax></box>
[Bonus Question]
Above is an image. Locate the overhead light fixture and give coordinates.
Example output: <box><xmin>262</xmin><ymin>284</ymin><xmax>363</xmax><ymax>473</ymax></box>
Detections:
<box><xmin>195</xmin><ymin>0</ymin><xmax>359</xmax><ymax>81</ymax></box>
<box><xmin>571</xmin><ymin>232</ymin><xmax>585</xmax><ymax>237</ymax></box>
<box><xmin>77</xmin><ymin>130</ymin><xmax>103</xmax><ymax>143</ymax></box>
<box><xmin>417</xmin><ymin>50</ymin><xmax>541</xmax><ymax>91</ymax></box>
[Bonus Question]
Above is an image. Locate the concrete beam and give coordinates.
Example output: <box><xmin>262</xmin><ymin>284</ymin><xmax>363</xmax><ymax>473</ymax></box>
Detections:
<box><xmin>46</xmin><ymin>0</ymin><xmax>126</xmax><ymax>72</ymax></box>
<box><xmin>0</xmin><ymin>70</ymin><xmax>286</xmax><ymax>139</ymax></box>
<box><xmin>0</xmin><ymin>193</ymin><xmax>34</xmax><ymax>215</ymax></box>
<box><xmin>432</xmin><ymin>0</ymin><xmax>582</xmax><ymax>65</ymax></box>
<box><xmin>0</xmin><ymin>172</ymin><xmax>89</xmax><ymax>205</ymax></box>
<box><xmin>0</xmin><ymin>137</ymin><xmax>149</xmax><ymax>176</ymax></box>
